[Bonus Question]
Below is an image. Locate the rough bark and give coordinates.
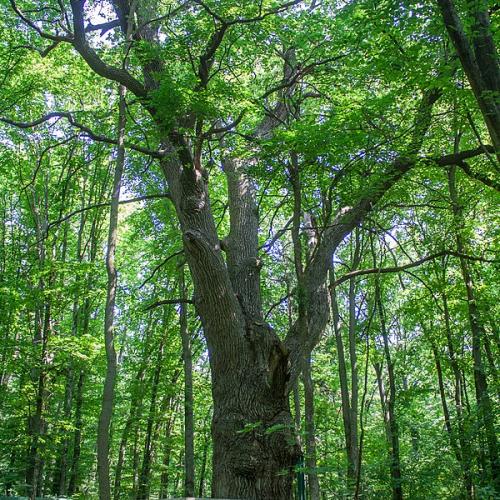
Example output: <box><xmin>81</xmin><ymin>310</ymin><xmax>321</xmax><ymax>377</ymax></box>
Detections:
<box><xmin>436</xmin><ymin>0</ymin><xmax>500</xmax><ymax>150</ymax></box>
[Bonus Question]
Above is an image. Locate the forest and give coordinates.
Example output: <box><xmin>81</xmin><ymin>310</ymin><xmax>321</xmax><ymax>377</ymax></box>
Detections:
<box><xmin>0</xmin><ymin>0</ymin><xmax>498</xmax><ymax>499</ymax></box>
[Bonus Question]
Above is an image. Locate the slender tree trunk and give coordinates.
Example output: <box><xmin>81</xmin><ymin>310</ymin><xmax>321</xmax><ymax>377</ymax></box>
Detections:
<box><xmin>433</xmin><ymin>345</ymin><xmax>457</xmax><ymax>444</ymax></box>
<box><xmin>158</xmin><ymin>399</ymin><xmax>180</xmax><ymax>500</ymax></box>
<box><xmin>303</xmin><ymin>353</ymin><xmax>320</xmax><ymax>500</ymax></box>
<box><xmin>329</xmin><ymin>271</ymin><xmax>354</xmax><ymax>483</ymax></box>
<box><xmin>25</xmin><ymin>178</ymin><xmax>53</xmax><ymax>500</ymax></box>
<box><xmin>97</xmin><ymin>84</ymin><xmax>127</xmax><ymax>500</ymax></box>
<box><xmin>131</xmin><ymin>423</ymin><xmax>141</xmax><ymax>497</ymax></box>
<box><xmin>375</xmin><ymin>278</ymin><xmax>403</xmax><ymax>500</ymax></box>
<box><xmin>197</xmin><ymin>417</ymin><xmax>210</xmax><ymax>498</ymax></box>
<box><xmin>347</xmin><ymin>232</ymin><xmax>361</xmax><ymax>483</ymax></box>
<box><xmin>440</xmin><ymin>287</ymin><xmax>474</xmax><ymax>497</ymax></box>
<box><xmin>158</xmin><ymin>431</ymin><xmax>172</xmax><ymax>500</ymax></box>
<box><xmin>354</xmin><ymin>317</ymin><xmax>372</xmax><ymax>500</ymax></box>
<box><xmin>136</xmin><ymin>336</ymin><xmax>164</xmax><ymax>500</ymax></box>
<box><xmin>26</xmin><ymin>302</ymin><xmax>50</xmax><ymax>500</ymax></box>
<box><xmin>114</xmin><ymin>367</ymin><xmax>147</xmax><ymax>500</ymax></box>
<box><xmin>114</xmin><ymin>312</ymin><xmax>156</xmax><ymax>499</ymax></box>
<box><xmin>52</xmin><ymin>206</ymin><xmax>86</xmax><ymax>496</ymax></box>
<box><xmin>51</xmin><ymin>366</ymin><xmax>74</xmax><ymax>496</ymax></box>
<box><xmin>448</xmin><ymin>165</ymin><xmax>499</xmax><ymax>488</ymax></box>
<box><xmin>179</xmin><ymin>264</ymin><xmax>195</xmax><ymax>497</ymax></box>
<box><xmin>68</xmin><ymin>371</ymin><xmax>84</xmax><ymax>496</ymax></box>
<box><xmin>288</xmin><ymin>156</ymin><xmax>320</xmax><ymax>500</ymax></box>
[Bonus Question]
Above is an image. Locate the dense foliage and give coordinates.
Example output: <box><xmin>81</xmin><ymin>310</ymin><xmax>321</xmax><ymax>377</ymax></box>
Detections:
<box><xmin>0</xmin><ymin>0</ymin><xmax>498</xmax><ymax>499</ymax></box>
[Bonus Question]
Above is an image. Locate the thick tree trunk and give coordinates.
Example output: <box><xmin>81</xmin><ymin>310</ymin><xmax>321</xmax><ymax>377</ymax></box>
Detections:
<box><xmin>210</xmin><ymin>366</ymin><xmax>298</xmax><ymax>499</ymax></box>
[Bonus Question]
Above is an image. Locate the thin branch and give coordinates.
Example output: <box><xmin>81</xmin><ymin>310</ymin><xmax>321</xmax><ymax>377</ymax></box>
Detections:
<box><xmin>457</xmin><ymin>160</ymin><xmax>500</xmax><ymax>191</ymax></box>
<box><xmin>226</xmin><ymin>0</ymin><xmax>303</xmax><ymax>25</ymax></box>
<box><xmin>265</xmin><ymin>292</ymin><xmax>293</xmax><ymax>320</ymax></box>
<box><xmin>144</xmin><ymin>298</ymin><xmax>194</xmax><ymax>310</ymax></box>
<box><xmin>85</xmin><ymin>19</ymin><xmax>121</xmax><ymax>34</ymax></box>
<box><xmin>332</xmin><ymin>250</ymin><xmax>499</xmax><ymax>287</ymax></box>
<box><xmin>203</xmin><ymin>111</ymin><xmax>246</xmax><ymax>138</ymax></box>
<box><xmin>10</xmin><ymin>0</ymin><xmax>73</xmax><ymax>42</ymax></box>
<box><xmin>47</xmin><ymin>193</ymin><xmax>172</xmax><ymax>232</ymax></box>
<box><xmin>138</xmin><ymin>249</ymin><xmax>184</xmax><ymax>290</ymax></box>
<box><xmin>259</xmin><ymin>217</ymin><xmax>294</xmax><ymax>251</ymax></box>
<box><xmin>1</xmin><ymin>113</ymin><xmax>165</xmax><ymax>158</ymax></box>
<box><xmin>260</xmin><ymin>53</ymin><xmax>348</xmax><ymax>100</ymax></box>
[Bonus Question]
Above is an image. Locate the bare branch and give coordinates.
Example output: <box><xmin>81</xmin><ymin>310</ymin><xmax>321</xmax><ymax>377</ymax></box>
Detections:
<box><xmin>85</xmin><ymin>19</ymin><xmax>121</xmax><ymax>35</ymax></box>
<box><xmin>144</xmin><ymin>298</ymin><xmax>194</xmax><ymax>310</ymax></box>
<box><xmin>10</xmin><ymin>0</ymin><xmax>72</xmax><ymax>42</ymax></box>
<box><xmin>331</xmin><ymin>250</ymin><xmax>499</xmax><ymax>288</ymax></box>
<box><xmin>46</xmin><ymin>194</ymin><xmax>172</xmax><ymax>232</ymax></box>
<box><xmin>1</xmin><ymin>112</ymin><xmax>165</xmax><ymax>158</ymax></box>
<box><xmin>69</xmin><ymin>0</ymin><xmax>147</xmax><ymax>98</ymax></box>
<box><xmin>138</xmin><ymin>249</ymin><xmax>184</xmax><ymax>290</ymax></box>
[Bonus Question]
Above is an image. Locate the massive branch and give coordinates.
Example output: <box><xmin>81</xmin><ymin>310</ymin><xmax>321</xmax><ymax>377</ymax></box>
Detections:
<box><xmin>436</xmin><ymin>0</ymin><xmax>500</xmax><ymax>150</ymax></box>
<box><xmin>68</xmin><ymin>1</ymin><xmax>147</xmax><ymax>99</ymax></box>
<box><xmin>283</xmin><ymin>136</ymin><xmax>496</xmax><ymax>388</ymax></box>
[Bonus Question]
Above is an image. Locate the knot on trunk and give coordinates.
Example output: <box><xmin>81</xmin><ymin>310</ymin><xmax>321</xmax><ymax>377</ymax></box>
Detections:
<box><xmin>268</xmin><ymin>341</ymin><xmax>290</xmax><ymax>397</ymax></box>
<box><xmin>242</xmin><ymin>320</ymin><xmax>290</xmax><ymax>397</ymax></box>
<box><xmin>180</xmin><ymin>166</ymin><xmax>207</xmax><ymax>214</ymax></box>
<box><xmin>183</xmin><ymin>229</ymin><xmax>209</xmax><ymax>256</ymax></box>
